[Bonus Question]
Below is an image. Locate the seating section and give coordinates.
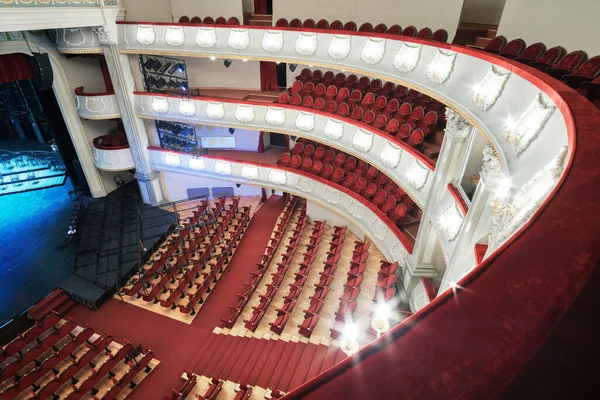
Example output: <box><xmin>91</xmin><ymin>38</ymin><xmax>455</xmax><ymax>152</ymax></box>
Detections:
<box><xmin>122</xmin><ymin>197</ymin><xmax>251</xmax><ymax>316</ymax></box>
<box><xmin>221</xmin><ymin>197</ymin><xmax>301</xmax><ymax>329</ymax></box>
<box><xmin>483</xmin><ymin>36</ymin><xmax>600</xmax><ymax>106</ymax></box>
<box><xmin>243</xmin><ymin>203</ymin><xmax>308</xmax><ymax>332</ymax></box>
<box><xmin>0</xmin><ymin>312</ymin><xmax>154</xmax><ymax>400</ymax></box>
<box><xmin>297</xmin><ymin>226</ymin><xmax>347</xmax><ymax>338</ymax></box>
<box><xmin>274</xmin><ymin>18</ymin><xmax>448</xmax><ymax>42</ymax></box>
<box><xmin>278</xmin><ymin>70</ymin><xmax>445</xmax><ymax>160</ymax></box>
<box><xmin>162</xmin><ymin>372</ymin><xmax>197</xmax><ymax>400</ymax></box>
<box><xmin>277</xmin><ymin>139</ymin><xmax>419</xmax><ymax>235</ymax></box>
<box><xmin>374</xmin><ymin>261</ymin><xmax>399</xmax><ymax>304</ymax></box>
<box><xmin>178</xmin><ymin>16</ymin><xmax>240</xmax><ymax>25</ymax></box>
<box><xmin>269</xmin><ymin>220</ymin><xmax>327</xmax><ymax>334</ymax></box>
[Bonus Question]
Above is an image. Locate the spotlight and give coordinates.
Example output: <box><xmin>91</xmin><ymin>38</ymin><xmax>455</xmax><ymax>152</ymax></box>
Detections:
<box><xmin>228</xmin><ymin>128</ymin><xmax>236</xmax><ymax>134</ymax></box>
<box><xmin>308</xmin><ymin>64</ymin><xmax>314</xmax><ymax>68</ymax></box>
<box><xmin>343</xmin><ymin>323</ymin><xmax>358</xmax><ymax>341</ymax></box>
<box><xmin>159</xmin><ymin>61</ymin><xmax>173</xmax><ymax>74</ymax></box>
<box><xmin>224</xmin><ymin>59</ymin><xmax>233</xmax><ymax>68</ymax></box>
<box><xmin>177</xmin><ymin>63</ymin><xmax>185</xmax><ymax>73</ymax></box>
<box><xmin>180</xmin><ymin>82</ymin><xmax>188</xmax><ymax>92</ymax></box>
<box><xmin>276</xmin><ymin>61</ymin><xmax>281</xmax><ymax>65</ymax></box>
<box><xmin>155</xmin><ymin>78</ymin><xmax>167</xmax><ymax>89</ymax></box>
<box><xmin>374</xmin><ymin>303</ymin><xmax>389</xmax><ymax>320</ymax></box>
<box><xmin>210</xmin><ymin>56</ymin><xmax>216</xmax><ymax>61</ymax></box>
<box><xmin>236</xmin><ymin>183</ymin><xmax>242</xmax><ymax>188</ymax></box>
<box><xmin>242</xmin><ymin>59</ymin><xmax>248</xmax><ymax>63</ymax></box>
<box><xmin>289</xmin><ymin>63</ymin><xmax>297</xmax><ymax>72</ymax></box>
<box><xmin>167</xmin><ymin>62</ymin><xmax>180</xmax><ymax>75</ymax></box>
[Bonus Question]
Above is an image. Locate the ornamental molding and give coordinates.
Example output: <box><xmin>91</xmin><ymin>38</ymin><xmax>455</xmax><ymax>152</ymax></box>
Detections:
<box><xmin>445</xmin><ymin>108</ymin><xmax>471</xmax><ymax>138</ymax></box>
<box><xmin>472</xmin><ymin>66</ymin><xmax>510</xmax><ymax>111</ymax></box>
<box><xmin>481</xmin><ymin>144</ymin><xmax>505</xmax><ymax>183</ymax></box>
<box><xmin>504</xmin><ymin>93</ymin><xmax>556</xmax><ymax>156</ymax></box>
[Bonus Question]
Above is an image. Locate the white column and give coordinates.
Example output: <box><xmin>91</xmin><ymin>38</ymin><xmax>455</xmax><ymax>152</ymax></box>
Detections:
<box><xmin>92</xmin><ymin>25</ymin><xmax>164</xmax><ymax>205</ymax></box>
<box><xmin>410</xmin><ymin>108</ymin><xmax>474</xmax><ymax>277</ymax></box>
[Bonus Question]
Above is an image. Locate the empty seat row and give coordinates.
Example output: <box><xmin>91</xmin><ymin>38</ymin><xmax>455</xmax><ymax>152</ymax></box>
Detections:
<box><xmin>298</xmin><ymin>226</ymin><xmax>347</xmax><ymax>337</ymax></box>
<box><xmin>374</xmin><ymin>261</ymin><xmax>399</xmax><ymax>304</ymax></box>
<box><xmin>162</xmin><ymin>372</ymin><xmax>197</xmax><ymax>400</ymax></box>
<box><xmin>244</xmin><ymin>209</ymin><xmax>308</xmax><ymax>332</ymax></box>
<box><xmin>274</xmin><ymin>18</ymin><xmax>448</xmax><ymax>42</ymax></box>
<box><xmin>221</xmin><ymin>197</ymin><xmax>301</xmax><ymax>328</ymax></box>
<box><xmin>269</xmin><ymin>220</ymin><xmax>327</xmax><ymax>334</ymax></box>
<box><xmin>178</xmin><ymin>16</ymin><xmax>240</xmax><ymax>25</ymax></box>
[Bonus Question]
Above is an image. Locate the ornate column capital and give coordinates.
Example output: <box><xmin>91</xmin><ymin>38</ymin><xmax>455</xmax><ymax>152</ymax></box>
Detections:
<box><xmin>445</xmin><ymin>108</ymin><xmax>472</xmax><ymax>139</ymax></box>
<box><xmin>480</xmin><ymin>144</ymin><xmax>505</xmax><ymax>184</ymax></box>
<box><xmin>102</xmin><ymin>0</ymin><xmax>120</xmax><ymax>6</ymax></box>
<box><xmin>91</xmin><ymin>25</ymin><xmax>117</xmax><ymax>45</ymax></box>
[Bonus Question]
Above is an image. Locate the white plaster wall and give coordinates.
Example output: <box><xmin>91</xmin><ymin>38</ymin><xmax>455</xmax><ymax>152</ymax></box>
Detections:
<box><xmin>121</xmin><ymin>0</ymin><xmax>173</xmax><ymax>22</ymax></box>
<box><xmin>242</xmin><ymin>0</ymin><xmax>254</xmax><ymax>13</ymax></box>
<box><xmin>170</xmin><ymin>0</ymin><xmax>244</xmax><ymax>23</ymax></box>
<box><xmin>459</xmin><ymin>0</ymin><xmax>505</xmax><ymax>25</ymax></box>
<box><xmin>160</xmin><ymin>170</ymin><xmax>261</xmax><ymax>201</ymax></box>
<box><xmin>306</xmin><ymin>201</ymin><xmax>366</xmax><ymax>240</ymax></box>
<box><xmin>459</xmin><ymin>132</ymin><xmax>486</xmax><ymax>197</ymax></box>
<box><xmin>273</xmin><ymin>0</ymin><xmax>464</xmax><ymax>41</ymax></box>
<box><xmin>185</xmin><ymin>58</ymin><xmax>261</xmax><ymax>89</ymax></box>
<box><xmin>498</xmin><ymin>0</ymin><xmax>600</xmax><ymax>54</ymax></box>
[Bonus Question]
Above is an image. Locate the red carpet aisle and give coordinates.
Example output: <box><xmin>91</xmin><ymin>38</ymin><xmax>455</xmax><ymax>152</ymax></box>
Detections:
<box><xmin>192</xmin><ymin>194</ymin><xmax>286</xmax><ymax>330</ymax></box>
<box><xmin>66</xmin><ymin>195</ymin><xmax>287</xmax><ymax>399</ymax></box>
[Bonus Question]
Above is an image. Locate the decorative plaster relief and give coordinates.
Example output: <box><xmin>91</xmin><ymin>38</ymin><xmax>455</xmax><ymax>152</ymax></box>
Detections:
<box><xmin>241</xmin><ymin>164</ymin><xmax>259</xmax><ymax>180</ymax></box>
<box><xmin>504</xmin><ymin>93</ymin><xmax>556</xmax><ymax>156</ymax></box>
<box><xmin>164</xmin><ymin>153</ymin><xmax>181</xmax><ymax>167</ymax></box>
<box><xmin>265</xmin><ymin>107</ymin><xmax>286</xmax><ymax>126</ymax></box>
<box><xmin>234</xmin><ymin>104</ymin><xmax>255</xmax><ymax>122</ymax></box>
<box><xmin>323</xmin><ymin>118</ymin><xmax>344</xmax><ymax>140</ymax></box>
<box><xmin>321</xmin><ymin>187</ymin><xmax>340</xmax><ymax>204</ymax></box>
<box><xmin>196</xmin><ymin>27</ymin><xmax>217</xmax><ymax>48</ymax></box>
<box><xmin>165</xmin><ymin>26</ymin><xmax>186</xmax><ymax>46</ymax></box>
<box><xmin>347</xmin><ymin>200</ymin><xmax>365</xmax><ymax>219</ymax></box>
<box><xmin>136</xmin><ymin>25</ymin><xmax>156</xmax><ymax>45</ymax></box>
<box><xmin>228</xmin><ymin>28</ymin><xmax>251</xmax><ymax>50</ymax></box>
<box><xmin>295</xmin><ymin>32</ymin><xmax>318</xmax><ymax>56</ymax></box>
<box><xmin>481</xmin><ymin>145</ymin><xmax>504</xmax><ymax>182</ymax></box>
<box><xmin>379</xmin><ymin>142</ymin><xmax>403</xmax><ymax>168</ymax></box>
<box><xmin>472</xmin><ymin>66</ymin><xmax>510</xmax><ymax>111</ymax></box>
<box><xmin>360</xmin><ymin>37</ymin><xmax>386</xmax><ymax>65</ymax></box>
<box><xmin>63</xmin><ymin>28</ymin><xmax>85</xmax><ymax>46</ymax></box>
<box><xmin>439</xmin><ymin>203</ymin><xmax>464</xmax><ymax>241</ymax></box>
<box><xmin>261</xmin><ymin>30</ymin><xmax>284</xmax><ymax>52</ymax></box>
<box><xmin>269</xmin><ymin>169</ymin><xmax>287</xmax><ymax>185</ymax></box>
<box><xmin>205</xmin><ymin>102</ymin><xmax>225</xmax><ymax>119</ymax></box>
<box><xmin>296</xmin><ymin>177</ymin><xmax>314</xmax><ymax>192</ymax></box>
<box><xmin>188</xmin><ymin>157</ymin><xmax>206</xmax><ymax>170</ymax></box>
<box><xmin>405</xmin><ymin>160</ymin><xmax>429</xmax><ymax>190</ymax></box>
<box><xmin>85</xmin><ymin>97</ymin><xmax>106</xmax><ymax>113</ymax></box>
<box><xmin>178</xmin><ymin>99</ymin><xmax>197</xmax><ymax>116</ymax></box>
<box><xmin>393</xmin><ymin>43</ymin><xmax>422</xmax><ymax>72</ymax></box>
<box><xmin>328</xmin><ymin>35</ymin><xmax>352</xmax><ymax>60</ymax></box>
<box><xmin>352</xmin><ymin>128</ymin><xmax>374</xmax><ymax>152</ymax></box>
<box><xmin>295</xmin><ymin>112</ymin><xmax>315</xmax><ymax>132</ymax></box>
<box><xmin>214</xmin><ymin>160</ymin><xmax>232</xmax><ymax>175</ymax></box>
<box><xmin>426</xmin><ymin>50</ymin><xmax>456</xmax><ymax>84</ymax></box>
<box><xmin>370</xmin><ymin>219</ymin><xmax>388</xmax><ymax>240</ymax></box>
<box><xmin>151</xmin><ymin>96</ymin><xmax>170</xmax><ymax>113</ymax></box>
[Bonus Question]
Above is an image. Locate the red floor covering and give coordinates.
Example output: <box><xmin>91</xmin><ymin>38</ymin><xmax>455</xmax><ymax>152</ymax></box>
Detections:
<box><xmin>66</xmin><ymin>195</ymin><xmax>286</xmax><ymax>399</ymax></box>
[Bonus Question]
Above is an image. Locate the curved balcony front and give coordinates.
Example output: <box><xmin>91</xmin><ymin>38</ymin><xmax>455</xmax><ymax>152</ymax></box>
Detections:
<box><xmin>93</xmin><ymin>135</ymin><xmax>135</xmax><ymax>171</ymax></box>
<box><xmin>148</xmin><ymin>146</ymin><xmax>412</xmax><ymax>259</ymax></box>
<box><xmin>134</xmin><ymin>92</ymin><xmax>435</xmax><ymax>208</ymax></box>
<box><xmin>56</xmin><ymin>27</ymin><xmax>103</xmax><ymax>54</ymax></box>
<box><xmin>74</xmin><ymin>87</ymin><xmax>121</xmax><ymax>120</ymax></box>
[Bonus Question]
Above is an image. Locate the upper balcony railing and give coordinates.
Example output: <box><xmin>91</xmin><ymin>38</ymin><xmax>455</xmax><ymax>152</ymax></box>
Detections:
<box><xmin>57</xmin><ymin>27</ymin><xmax>103</xmax><ymax>54</ymax></box>
<box><xmin>74</xmin><ymin>87</ymin><xmax>120</xmax><ymax>120</ymax></box>
<box><xmin>93</xmin><ymin>132</ymin><xmax>135</xmax><ymax>171</ymax></box>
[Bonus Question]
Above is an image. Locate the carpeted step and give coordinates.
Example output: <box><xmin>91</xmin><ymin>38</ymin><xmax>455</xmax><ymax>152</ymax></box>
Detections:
<box><xmin>287</xmin><ymin>342</ymin><xmax>319</xmax><ymax>391</ymax></box>
<box><xmin>186</xmin><ymin>332</ymin><xmax>218</xmax><ymax>372</ymax></box>
<box><xmin>28</xmin><ymin>289</ymin><xmax>66</xmax><ymax>321</ymax></box>
<box><xmin>266</xmin><ymin>340</ymin><xmax>303</xmax><ymax>390</ymax></box>
<box><xmin>254</xmin><ymin>339</ymin><xmax>289</xmax><ymax>388</ymax></box>
<box><xmin>240</xmin><ymin>338</ymin><xmax>275</xmax><ymax>384</ymax></box>
<box><xmin>334</xmin><ymin>348</ymin><xmax>348</xmax><ymax>365</ymax></box>
<box><xmin>305</xmin><ymin>344</ymin><xmax>329</xmax><ymax>382</ymax></box>
<box><xmin>204</xmin><ymin>335</ymin><xmax>240</xmax><ymax>377</ymax></box>
<box><xmin>226</xmin><ymin>336</ymin><xmax>259</xmax><ymax>382</ymax></box>
<box><xmin>215</xmin><ymin>335</ymin><xmax>249</xmax><ymax>379</ymax></box>
<box><xmin>195</xmin><ymin>333</ymin><xmax>228</xmax><ymax>374</ymax></box>
<box><xmin>319</xmin><ymin>344</ymin><xmax>341</xmax><ymax>374</ymax></box>
<box><xmin>272</xmin><ymin>341</ymin><xmax>307</xmax><ymax>391</ymax></box>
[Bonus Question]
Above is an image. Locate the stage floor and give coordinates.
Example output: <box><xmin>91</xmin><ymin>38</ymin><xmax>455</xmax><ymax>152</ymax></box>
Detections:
<box><xmin>0</xmin><ymin>178</ymin><xmax>76</xmax><ymax>326</ymax></box>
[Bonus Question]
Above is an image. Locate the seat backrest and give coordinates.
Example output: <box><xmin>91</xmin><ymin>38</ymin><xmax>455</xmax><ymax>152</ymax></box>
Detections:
<box><xmin>314</xmin><ymin>97</ymin><xmax>326</xmax><ymax>110</ymax></box>
<box><xmin>302</xmin><ymin>96</ymin><xmax>314</xmax><ymax>107</ymax></box>
<box><xmin>304</xmin><ymin>81</ymin><xmax>315</xmax><ymax>93</ymax></box>
<box><xmin>325</xmin><ymin>100</ymin><xmax>337</xmax><ymax>112</ymax></box>
<box><xmin>303</xmin><ymin>18</ymin><xmax>316</xmax><ymax>29</ymax></box>
<box><xmin>500</xmin><ymin>38</ymin><xmax>526</xmax><ymax>57</ymax></box>
<box><xmin>315</xmin><ymin>83</ymin><xmax>327</xmax><ymax>94</ymax></box>
<box><xmin>416</xmin><ymin>27</ymin><xmax>432</xmax><ymax>39</ymax></box>
<box><xmin>275</xmin><ymin>18</ymin><xmax>289</xmax><ymax>27</ymax></box>
<box><xmin>351</xmin><ymin>107</ymin><xmax>364</xmax><ymax>119</ymax></box>
<box><xmin>399</xmin><ymin>102</ymin><xmax>412</xmax><ymax>115</ymax></box>
<box><xmin>289</xmin><ymin>18</ymin><xmax>302</xmax><ymax>27</ymax></box>
<box><xmin>312</xmin><ymin>69</ymin><xmax>323</xmax><ymax>80</ymax></box>
<box><xmin>338</xmin><ymin>87</ymin><xmax>350</xmax><ymax>99</ymax></box>
<box><xmin>373</xmin><ymin>23</ymin><xmax>388</xmax><ymax>34</ymax></box>
<box><xmin>290</xmin><ymin>94</ymin><xmax>302</xmax><ymax>105</ymax></box>
<box><xmin>358</xmin><ymin>76</ymin><xmax>370</xmax><ymax>87</ymax></box>
<box><xmin>553</xmin><ymin>50</ymin><xmax>588</xmax><ymax>72</ymax></box>
<box><xmin>338</xmin><ymin>102</ymin><xmax>350</xmax><ymax>115</ymax></box>
<box><xmin>316</xmin><ymin>19</ymin><xmax>329</xmax><ymax>29</ymax></box>
<box><xmin>291</xmin><ymin>81</ymin><xmax>303</xmax><ymax>94</ymax></box>
<box><xmin>431</xmin><ymin>28</ymin><xmax>448</xmax><ymax>42</ymax></box>
<box><xmin>190</xmin><ymin>16</ymin><xmax>202</xmax><ymax>23</ymax></box>
<box><xmin>203</xmin><ymin>16</ymin><xmax>214</xmax><ymax>24</ymax></box>
<box><xmin>385</xmin><ymin>118</ymin><xmax>400</xmax><ymax>133</ymax></box>
<box><xmin>362</xmin><ymin>92</ymin><xmax>375</xmax><ymax>105</ymax></box>
<box><xmin>483</xmin><ymin>35</ymin><xmax>507</xmax><ymax>53</ymax></box>
<box><xmin>363</xmin><ymin>110</ymin><xmax>376</xmax><ymax>124</ymax></box>
<box><xmin>350</xmin><ymin>89</ymin><xmax>363</xmax><ymax>100</ymax></box>
<box><xmin>179</xmin><ymin>16</ymin><xmax>190</xmax><ymax>23</ymax></box>
<box><xmin>278</xmin><ymin>92</ymin><xmax>290</xmax><ymax>103</ymax></box>
<box><xmin>323</xmin><ymin>71</ymin><xmax>335</xmax><ymax>82</ymax></box>
<box><xmin>517</xmin><ymin>42</ymin><xmax>547</xmax><ymax>61</ymax></box>
<box><xmin>215</xmin><ymin>17</ymin><xmax>227</xmax><ymax>25</ymax></box>
<box><xmin>358</xmin><ymin>22</ymin><xmax>373</xmax><ymax>32</ymax></box>
<box><xmin>572</xmin><ymin>55</ymin><xmax>600</xmax><ymax>78</ymax></box>
<box><xmin>344</xmin><ymin>21</ymin><xmax>358</xmax><ymax>31</ymax></box>
<box><xmin>402</xmin><ymin>26</ymin><xmax>417</xmax><ymax>37</ymax></box>
<box><xmin>388</xmin><ymin>24</ymin><xmax>402</xmax><ymax>35</ymax></box>
<box><xmin>370</xmin><ymin>78</ymin><xmax>382</xmax><ymax>90</ymax></box>
<box><xmin>227</xmin><ymin>17</ymin><xmax>240</xmax><ymax>25</ymax></box>
<box><xmin>387</xmin><ymin>98</ymin><xmax>400</xmax><ymax>111</ymax></box>
<box><xmin>330</xmin><ymin>20</ymin><xmax>343</xmax><ymax>30</ymax></box>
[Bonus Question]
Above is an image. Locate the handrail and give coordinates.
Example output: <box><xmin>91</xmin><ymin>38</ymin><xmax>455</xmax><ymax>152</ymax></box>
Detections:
<box><xmin>93</xmin><ymin>135</ymin><xmax>130</xmax><ymax>151</ymax></box>
<box><xmin>75</xmin><ymin>86</ymin><xmax>115</xmax><ymax>97</ymax></box>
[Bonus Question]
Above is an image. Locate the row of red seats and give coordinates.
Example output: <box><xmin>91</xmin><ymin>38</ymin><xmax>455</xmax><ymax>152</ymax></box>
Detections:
<box><xmin>163</xmin><ymin>373</ymin><xmax>197</xmax><ymax>400</ymax></box>
<box><xmin>221</xmin><ymin>197</ymin><xmax>300</xmax><ymax>328</ymax></box>
<box><xmin>178</xmin><ymin>16</ymin><xmax>240</xmax><ymax>25</ymax></box>
<box><xmin>121</xmin><ymin>200</ymin><xmax>213</xmax><ymax>297</ymax></box>
<box><xmin>274</xmin><ymin>18</ymin><xmax>448</xmax><ymax>42</ymax></box>
<box><xmin>298</xmin><ymin>226</ymin><xmax>348</xmax><ymax>338</ymax></box>
<box><xmin>483</xmin><ymin>37</ymin><xmax>600</xmax><ymax>97</ymax></box>
<box><xmin>0</xmin><ymin>312</ymin><xmax>61</xmax><ymax>365</ymax></box>
<box><xmin>177</xmin><ymin>202</ymin><xmax>250</xmax><ymax>315</ymax></box>
<box><xmin>329</xmin><ymin>241</ymin><xmax>371</xmax><ymax>339</ymax></box>
<box><xmin>279</xmin><ymin>140</ymin><xmax>415</xmax><ymax>228</ymax></box>
<box><xmin>374</xmin><ymin>261</ymin><xmax>399</xmax><ymax>305</ymax></box>
<box><xmin>244</xmin><ymin>208</ymin><xmax>308</xmax><ymax>332</ymax></box>
<box><xmin>269</xmin><ymin>220</ymin><xmax>327</xmax><ymax>334</ymax></box>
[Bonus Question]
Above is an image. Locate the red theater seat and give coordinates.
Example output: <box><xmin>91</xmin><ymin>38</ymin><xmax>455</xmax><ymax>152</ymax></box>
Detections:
<box><xmin>372</xmin><ymin>189</ymin><xmax>387</xmax><ymax>207</ymax></box>
<box><xmin>289</xmin><ymin>18</ymin><xmax>302</xmax><ymax>28</ymax></box>
<box><xmin>314</xmin><ymin>83</ymin><xmax>327</xmax><ymax>97</ymax></box>
<box><xmin>215</xmin><ymin>17</ymin><xmax>227</xmax><ymax>25</ymax></box>
<box><xmin>408</xmin><ymin>128</ymin><xmax>425</xmax><ymax>148</ymax></box>
<box><xmin>416</xmin><ymin>27</ymin><xmax>432</xmax><ymax>39</ymax></box>
<box><xmin>373</xmin><ymin>23</ymin><xmax>388</xmax><ymax>34</ymax></box>
<box><xmin>531</xmin><ymin>45</ymin><xmax>566</xmax><ymax>71</ymax></box>
<box><xmin>384</xmin><ymin>118</ymin><xmax>400</xmax><ymax>136</ymax></box>
<box><xmin>228</xmin><ymin>17</ymin><xmax>240</xmax><ymax>25</ymax></box>
<box><xmin>402</xmin><ymin>26</ymin><xmax>417</xmax><ymax>37</ymax></box>
<box><xmin>290</xmin><ymin>80</ymin><xmax>303</xmax><ymax>95</ymax></box>
<box><xmin>358</xmin><ymin>22</ymin><xmax>373</xmax><ymax>32</ymax></box>
<box><xmin>316</xmin><ymin>19</ymin><xmax>329</xmax><ymax>29</ymax></box>
<box><xmin>290</xmin><ymin>155</ymin><xmax>302</xmax><ymax>169</ymax></box>
<box><xmin>431</xmin><ymin>28</ymin><xmax>448</xmax><ymax>42</ymax></box>
<box><xmin>321</xmin><ymin>164</ymin><xmax>334</xmax><ymax>180</ymax></box>
<box><xmin>298</xmin><ymin>314</ymin><xmax>320</xmax><ymax>337</ymax></box>
<box><xmin>362</xmin><ymin>110</ymin><xmax>376</xmax><ymax>125</ymax></box>
<box><xmin>388</xmin><ymin>24</ymin><xmax>402</xmax><ymax>35</ymax></box>
<box><xmin>344</xmin><ymin>21</ymin><xmax>358</xmax><ymax>31</ymax></box>
<box><xmin>500</xmin><ymin>38</ymin><xmax>526</xmax><ymax>59</ymax></box>
<box><xmin>303</xmin><ymin>18</ymin><xmax>316</xmax><ymax>29</ymax></box>
<box><xmin>397</xmin><ymin>123</ymin><xmax>412</xmax><ymax>141</ymax></box>
<box><xmin>301</xmin><ymin>95</ymin><xmax>314</xmax><ymax>108</ymax></box>
<box><xmin>179</xmin><ymin>16</ymin><xmax>190</xmax><ymax>23</ymax></box>
<box><xmin>203</xmin><ymin>16</ymin><xmax>214</xmax><ymax>24</ymax></box>
<box><xmin>278</xmin><ymin>152</ymin><xmax>291</xmax><ymax>167</ymax></box>
<box><xmin>278</xmin><ymin>92</ymin><xmax>290</xmax><ymax>104</ymax></box>
<box><xmin>330</xmin><ymin>20</ymin><xmax>343</xmax><ymax>30</ymax></box>
<box><xmin>290</xmin><ymin>94</ymin><xmax>302</xmax><ymax>106</ymax></box>
<box><xmin>373</xmin><ymin>114</ymin><xmax>388</xmax><ymax>130</ymax></box>
<box><xmin>483</xmin><ymin>35</ymin><xmax>507</xmax><ymax>54</ymax></box>
<box><xmin>515</xmin><ymin>42</ymin><xmax>546</xmax><ymax>64</ymax></box>
<box><xmin>314</xmin><ymin>97</ymin><xmax>326</xmax><ymax>110</ymax></box>
<box><xmin>547</xmin><ymin>50</ymin><xmax>589</xmax><ymax>80</ymax></box>
<box><xmin>335</xmin><ymin>301</ymin><xmax>358</xmax><ymax>322</ymax></box>
<box><xmin>389</xmin><ymin>203</ymin><xmax>407</xmax><ymax>224</ymax></box>
<box><xmin>325</xmin><ymin>100</ymin><xmax>338</xmax><ymax>113</ymax></box>
<box><xmin>337</xmin><ymin>102</ymin><xmax>350</xmax><ymax>117</ymax></box>
<box><xmin>275</xmin><ymin>18</ymin><xmax>289</xmax><ymax>27</ymax></box>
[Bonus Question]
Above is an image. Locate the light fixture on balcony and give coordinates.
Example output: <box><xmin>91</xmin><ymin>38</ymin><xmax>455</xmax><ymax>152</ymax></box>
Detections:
<box><xmin>328</xmin><ymin>34</ymin><xmax>352</xmax><ymax>60</ymax></box>
<box><xmin>205</xmin><ymin>101</ymin><xmax>225</xmax><ymax>119</ymax></box>
<box><xmin>136</xmin><ymin>25</ymin><xmax>156</xmax><ymax>45</ymax></box>
<box><xmin>295</xmin><ymin>32</ymin><xmax>318</xmax><ymax>55</ymax></box>
<box><xmin>242</xmin><ymin>59</ymin><xmax>248</xmax><ymax>62</ymax></box>
<box><xmin>360</xmin><ymin>37</ymin><xmax>386</xmax><ymax>65</ymax></box>
<box><xmin>223</xmin><ymin>59</ymin><xmax>233</xmax><ymax>68</ymax></box>
<box><xmin>295</xmin><ymin>111</ymin><xmax>315</xmax><ymax>132</ymax></box>
<box><xmin>371</xmin><ymin>303</ymin><xmax>391</xmax><ymax>338</ymax></box>
<box><xmin>426</xmin><ymin>50</ymin><xmax>457</xmax><ymax>84</ymax></box>
<box><xmin>393</xmin><ymin>43</ymin><xmax>422</xmax><ymax>72</ymax></box>
<box><xmin>405</xmin><ymin>160</ymin><xmax>429</xmax><ymax>190</ymax></box>
<box><xmin>496</xmin><ymin>177</ymin><xmax>512</xmax><ymax>199</ymax></box>
<box><xmin>324</xmin><ymin>118</ymin><xmax>344</xmax><ymax>140</ymax></box>
<box><xmin>234</xmin><ymin>104</ymin><xmax>255</xmax><ymax>122</ymax></box>
<box><xmin>228</xmin><ymin>28</ymin><xmax>250</xmax><ymax>50</ymax></box>
<box><xmin>261</xmin><ymin>30</ymin><xmax>284</xmax><ymax>52</ymax></box>
<box><xmin>472</xmin><ymin>66</ymin><xmax>511</xmax><ymax>111</ymax></box>
<box><xmin>340</xmin><ymin>323</ymin><xmax>360</xmax><ymax>357</ymax></box>
<box><xmin>164</xmin><ymin>153</ymin><xmax>181</xmax><ymax>167</ymax></box>
<box><xmin>165</xmin><ymin>26</ymin><xmax>186</xmax><ymax>46</ymax></box>
<box><xmin>188</xmin><ymin>156</ymin><xmax>206</xmax><ymax>170</ymax></box>
<box><xmin>265</xmin><ymin>107</ymin><xmax>286</xmax><ymax>126</ymax></box>
<box><xmin>196</xmin><ymin>27</ymin><xmax>217</xmax><ymax>48</ymax></box>
<box><xmin>209</xmin><ymin>56</ymin><xmax>216</xmax><ymax>61</ymax></box>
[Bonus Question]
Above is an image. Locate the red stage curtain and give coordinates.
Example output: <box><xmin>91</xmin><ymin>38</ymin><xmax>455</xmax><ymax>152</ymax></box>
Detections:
<box><xmin>260</xmin><ymin>61</ymin><xmax>278</xmax><ymax>91</ymax></box>
<box><xmin>98</xmin><ymin>56</ymin><xmax>114</xmax><ymax>93</ymax></box>
<box><xmin>0</xmin><ymin>53</ymin><xmax>33</xmax><ymax>85</ymax></box>
<box><xmin>254</xmin><ymin>0</ymin><xmax>267</xmax><ymax>14</ymax></box>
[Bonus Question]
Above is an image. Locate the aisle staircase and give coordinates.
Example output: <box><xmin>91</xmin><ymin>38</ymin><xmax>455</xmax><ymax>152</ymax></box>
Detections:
<box><xmin>245</xmin><ymin>13</ymin><xmax>273</xmax><ymax>26</ymax></box>
<box><xmin>453</xmin><ymin>23</ymin><xmax>498</xmax><ymax>48</ymax></box>
<box><xmin>186</xmin><ymin>328</ymin><xmax>347</xmax><ymax>394</ymax></box>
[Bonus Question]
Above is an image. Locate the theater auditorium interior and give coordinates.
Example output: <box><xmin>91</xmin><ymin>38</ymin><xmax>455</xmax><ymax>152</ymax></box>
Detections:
<box><xmin>0</xmin><ymin>0</ymin><xmax>599</xmax><ymax>399</ymax></box>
